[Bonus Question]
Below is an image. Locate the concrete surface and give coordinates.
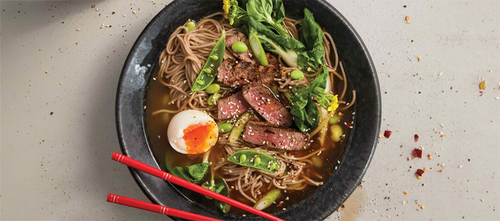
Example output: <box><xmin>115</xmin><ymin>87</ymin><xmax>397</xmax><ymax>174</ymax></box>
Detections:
<box><xmin>1</xmin><ymin>0</ymin><xmax>499</xmax><ymax>220</ymax></box>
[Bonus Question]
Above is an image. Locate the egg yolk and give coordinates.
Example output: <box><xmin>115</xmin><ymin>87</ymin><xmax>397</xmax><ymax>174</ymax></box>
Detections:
<box><xmin>182</xmin><ymin>122</ymin><xmax>216</xmax><ymax>154</ymax></box>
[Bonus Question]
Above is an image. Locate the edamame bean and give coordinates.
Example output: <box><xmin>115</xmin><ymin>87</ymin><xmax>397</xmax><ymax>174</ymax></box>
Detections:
<box><xmin>208</xmin><ymin>93</ymin><xmax>221</xmax><ymax>106</ymax></box>
<box><xmin>205</xmin><ymin>84</ymin><xmax>220</xmax><ymax>94</ymax></box>
<box><xmin>331</xmin><ymin>124</ymin><xmax>343</xmax><ymax>142</ymax></box>
<box><xmin>186</xmin><ymin>21</ymin><xmax>196</xmax><ymax>31</ymax></box>
<box><xmin>204</xmin><ymin>68</ymin><xmax>212</xmax><ymax>74</ymax></box>
<box><xmin>231</xmin><ymin>41</ymin><xmax>248</xmax><ymax>53</ymax></box>
<box><xmin>218</xmin><ymin>122</ymin><xmax>233</xmax><ymax>133</ymax></box>
<box><xmin>329</xmin><ymin>114</ymin><xmax>341</xmax><ymax>124</ymax></box>
<box><xmin>290</xmin><ymin>70</ymin><xmax>304</xmax><ymax>80</ymax></box>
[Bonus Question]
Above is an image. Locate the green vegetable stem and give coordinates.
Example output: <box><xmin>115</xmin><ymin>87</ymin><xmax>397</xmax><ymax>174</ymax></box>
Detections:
<box><xmin>249</xmin><ymin>31</ymin><xmax>269</xmax><ymax>66</ymax></box>
<box><xmin>253</xmin><ymin>189</ymin><xmax>281</xmax><ymax>210</ymax></box>
<box><xmin>228</xmin><ymin>150</ymin><xmax>280</xmax><ymax>172</ymax></box>
<box><xmin>228</xmin><ymin>112</ymin><xmax>251</xmax><ymax>144</ymax></box>
<box><xmin>191</xmin><ymin>30</ymin><xmax>226</xmax><ymax>91</ymax></box>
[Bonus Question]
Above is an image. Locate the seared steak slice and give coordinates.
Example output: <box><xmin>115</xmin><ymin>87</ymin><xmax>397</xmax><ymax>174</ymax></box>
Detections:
<box><xmin>225</xmin><ymin>32</ymin><xmax>256</xmax><ymax>64</ymax></box>
<box><xmin>217</xmin><ymin>59</ymin><xmax>277</xmax><ymax>86</ymax></box>
<box><xmin>243</xmin><ymin>121</ymin><xmax>310</xmax><ymax>151</ymax></box>
<box><xmin>242</xmin><ymin>84</ymin><xmax>292</xmax><ymax>127</ymax></box>
<box><xmin>266</xmin><ymin>53</ymin><xmax>279</xmax><ymax>66</ymax></box>
<box><xmin>217</xmin><ymin>91</ymin><xmax>251</xmax><ymax>120</ymax></box>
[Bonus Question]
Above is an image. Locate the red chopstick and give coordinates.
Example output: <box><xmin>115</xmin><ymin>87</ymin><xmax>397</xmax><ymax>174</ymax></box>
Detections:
<box><xmin>112</xmin><ymin>152</ymin><xmax>284</xmax><ymax>221</ymax></box>
<box><xmin>107</xmin><ymin>193</ymin><xmax>221</xmax><ymax>221</ymax></box>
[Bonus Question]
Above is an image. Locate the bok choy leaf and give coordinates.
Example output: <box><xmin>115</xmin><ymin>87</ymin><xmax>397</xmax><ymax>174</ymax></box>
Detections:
<box><xmin>246</xmin><ymin>0</ymin><xmax>289</xmax><ymax>36</ymax></box>
<box><xmin>297</xmin><ymin>8</ymin><xmax>325</xmax><ymax>74</ymax></box>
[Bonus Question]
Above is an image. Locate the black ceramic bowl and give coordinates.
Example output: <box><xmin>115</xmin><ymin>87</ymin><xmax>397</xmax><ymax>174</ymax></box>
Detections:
<box><xmin>116</xmin><ymin>0</ymin><xmax>380</xmax><ymax>220</ymax></box>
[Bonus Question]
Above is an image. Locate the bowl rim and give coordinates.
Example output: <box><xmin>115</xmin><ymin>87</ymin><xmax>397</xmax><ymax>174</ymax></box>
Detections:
<box><xmin>116</xmin><ymin>0</ymin><xmax>380</xmax><ymax>220</ymax></box>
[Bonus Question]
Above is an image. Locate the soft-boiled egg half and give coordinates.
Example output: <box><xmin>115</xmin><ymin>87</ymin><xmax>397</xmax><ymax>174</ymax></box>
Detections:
<box><xmin>167</xmin><ymin>110</ymin><xmax>218</xmax><ymax>155</ymax></box>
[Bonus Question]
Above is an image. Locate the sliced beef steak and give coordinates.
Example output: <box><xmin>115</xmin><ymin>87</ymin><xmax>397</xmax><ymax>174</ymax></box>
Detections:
<box><xmin>242</xmin><ymin>84</ymin><xmax>292</xmax><ymax>127</ymax></box>
<box><xmin>266</xmin><ymin>53</ymin><xmax>279</xmax><ymax>66</ymax></box>
<box><xmin>217</xmin><ymin>91</ymin><xmax>251</xmax><ymax>120</ymax></box>
<box><xmin>225</xmin><ymin>32</ymin><xmax>256</xmax><ymax>64</ymax></box>
<box><xmin>217</xmin><ymin>58</ymin><xmax>277</xmax><ymax>87</ymax></box>
<box><xmin>243</xmin><ymin>121</ymin><xmax>310</xmax><ymax>151</ymax></box>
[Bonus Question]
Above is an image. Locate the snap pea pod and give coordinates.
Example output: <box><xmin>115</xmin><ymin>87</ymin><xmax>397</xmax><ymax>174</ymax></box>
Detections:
<box><xmin>191</xmin><ymin>30</ymin><xmax>226</xmax><ymax>91</ymax></box>
<box><xmin>228</xmin><ymin>150</ymin><xmax>280</xmax><ymax>173</ymax></box>
<box><xmin>228</xmin><ymin>112</ymin><xmax>251</xmax><ymax>144</ymax></box>
<box><xmin>253</xmin><ymin>189</ymin><xmax>281</xmax><ymax>211</ymax></box>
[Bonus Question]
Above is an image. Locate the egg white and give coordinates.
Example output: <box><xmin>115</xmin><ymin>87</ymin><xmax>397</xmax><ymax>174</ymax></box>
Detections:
<box><xmin>167</xmin><ymin>110</ymin><xmax>218</xmax><ymax>154</ymax></box>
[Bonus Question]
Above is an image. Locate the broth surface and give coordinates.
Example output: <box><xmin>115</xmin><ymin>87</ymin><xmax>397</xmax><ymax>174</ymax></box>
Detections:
<box><xmin>144</xmin><ymin>63</ymin><xmax>354</xmax><ymax>215</ymax></box>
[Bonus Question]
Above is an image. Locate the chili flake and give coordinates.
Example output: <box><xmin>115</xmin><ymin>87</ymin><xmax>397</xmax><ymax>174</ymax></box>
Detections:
<box><xmin>384</xmin><ymin>130</ymin><xmax>392</xmax><ymax>138</ymax></box>
<box><xmin>404</xmin><ymin>191</ymin><xmax>408</xmax><ymax>195</ymax></box>
<box><xmin>413</xmin><ymin>148</ymin><xmax>422</xmax><ymax>158</ymax></box>
<box><xmin>428</xmin><ymin>154</ymin><xmax>432</xmax><ymax>159</ymax></box>
<box><xmin>345</xmin><ymin>122</ymin><xmax>353</xmax><ymax>128</ymax></box>
<box><xmin>441</xmin><ymin>134</ymin><xmax>445</xmax><ymax>138</ymax></box>
<box><xmin>416</xmin><ymin>169</ymin><xmax>425</xmax><ymax>176</ymax></box>
<box><xmin>414</xmin><ymin>134</ymin><xmax>419</xmax><ymax>142</ymax></box>
<box><xmin>439</xmin><ymin>169</ymin><xmax>443</xmax><ymax>173</ymax></box>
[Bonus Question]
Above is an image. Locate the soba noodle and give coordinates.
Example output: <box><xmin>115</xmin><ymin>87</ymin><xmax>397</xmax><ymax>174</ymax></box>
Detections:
<box><xmin>154</xmin><ymin>13</ymin><xmax>356</xmax><ymax>204</ymax></box>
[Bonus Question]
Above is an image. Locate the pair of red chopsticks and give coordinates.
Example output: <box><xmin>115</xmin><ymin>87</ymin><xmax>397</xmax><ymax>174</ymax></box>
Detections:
<box><xmin>108</xmin><ymin>152</ymin><xmax>284</xmax><ymax>221</ymax></box>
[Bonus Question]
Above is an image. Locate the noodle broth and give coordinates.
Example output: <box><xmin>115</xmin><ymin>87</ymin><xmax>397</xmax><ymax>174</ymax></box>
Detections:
<box><xmin>144</xmin><ymin>64</ymin><xmax>354</xmax><ymax>215</ymax></box>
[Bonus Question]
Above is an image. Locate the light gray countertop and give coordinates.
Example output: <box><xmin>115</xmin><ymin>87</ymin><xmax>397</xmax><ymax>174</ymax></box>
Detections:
<box><xmin>1</xmin><ymin>0</ymin><xmax>499</xmax><ymax>220</ymax></box>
